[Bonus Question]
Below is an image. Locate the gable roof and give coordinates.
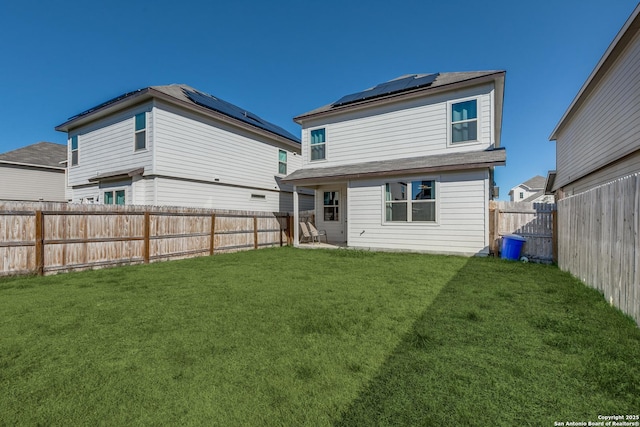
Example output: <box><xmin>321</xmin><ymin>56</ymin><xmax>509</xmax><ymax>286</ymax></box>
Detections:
<box><xmin>549</xmin><ymin>3</ymin><xmax>640</xmax><ymax>140</ymax></box>
<box><xmin>521</xmin><ymin>175</ymin><xmax>546</xmax><ymax>190</ymax></box>
<box><xmin>282</xmin><ymin>147</ymin><xmax>505</xmax><ymax>186</ymax></box>
<box><xmin>55</xmin><ymin>84</ymin><xmax>300</xmax><ymax>146</ymax></box>
<box><xmin>0</xmin><ymin>142</ymin><xmax>67</xmax><ymax>169</ymax></box>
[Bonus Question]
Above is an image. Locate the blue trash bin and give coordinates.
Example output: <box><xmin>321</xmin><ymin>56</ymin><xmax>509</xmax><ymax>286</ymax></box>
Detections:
<box><xmin>501</xmin><ymin>235</ymin><xmax>526</xmax><ymax>260</ymax></box>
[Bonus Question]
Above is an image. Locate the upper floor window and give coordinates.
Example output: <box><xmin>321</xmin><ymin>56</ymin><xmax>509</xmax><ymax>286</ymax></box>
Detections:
<box><xmin>451</xmin><ymin>99</ymin><xmax>477</xmax><ymax>144</ymax></box>
<box><xmin>278</xmin><ymin>150</ymin><xmax>287</xmax><ymax>175</ymax></box>
<box><xmin>135</xmin><ymin>113</ymin><xmax>146</xmax><ymax>150</ymax></box>
<box><xmin>310</xmin><ymin>128</ymin><xmax>326</xmax><ymax>161</ymax></box>
<box><xmin>519</xmin><ymin>192</ymin><xmax>524</xmax><ymax>199</ymax></box>
<box><xmin>385</xmin><ymin>180</ymin><xmax>436</xmax><ymax>222</ymax></box>
<box><xmin>70</xmin><ymin>135</ymin><xmax>78</xmax><ymax>166</ymax></box>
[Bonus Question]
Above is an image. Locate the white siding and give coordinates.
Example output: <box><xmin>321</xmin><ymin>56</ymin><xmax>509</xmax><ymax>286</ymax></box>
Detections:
<box><xmin>346</xmin><ymin>169</ymin><xmax>489</xmax><ymax>255</ymax></box>
<box><xmin>562</xmin><ymin>150</ymin><xmax>640</xmax><ymax>195</ymax></box>
<box><xmin>67</xmin><ymin>102</ymin><xmax>154</xmax><ymax>188</ymax></box>
<box><xmin>155</xmin><ymin>177</ymin><xmax>313</xmax><ymax>212</ymax></box>
<box><xmin>0</xmin><ymin>165</ymin><xmax>66</xmax><ymax>201</ymax></box>
<box><xmin>301</xmin><ymin>83</ymin><xmax>495</xmax><ymax>168</ymax></box>
<box><xmin>555</xmin><ymin>29</ymin><xmax>640</xmax><ymax>189</ymax></box>
<box><xmin>153</xmin><ymin>101</ymin><xmax>301</xmax><ymax>194</ymax></box>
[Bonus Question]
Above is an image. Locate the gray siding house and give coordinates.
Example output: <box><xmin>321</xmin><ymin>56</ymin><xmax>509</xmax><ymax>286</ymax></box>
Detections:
<box><xmin>284</xmin><ymin>71</ymin><xmax>506</xmax><ymax>255</ymax></box>
<box><xmin>0</xmin><ymin>142</ymin><xmax>67</xmax><ymax>202</ymax></box>
<box><xmin>55</xmin><ymin>84</ymin><xmax>313</xmax><ymax>212</ymax></box>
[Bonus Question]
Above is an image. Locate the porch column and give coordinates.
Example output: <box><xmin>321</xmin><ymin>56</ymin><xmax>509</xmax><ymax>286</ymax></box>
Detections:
<box><xmin>293</xmin><ymin>185</ymin><xmax>299</xmax><ymax>247</ymax></box>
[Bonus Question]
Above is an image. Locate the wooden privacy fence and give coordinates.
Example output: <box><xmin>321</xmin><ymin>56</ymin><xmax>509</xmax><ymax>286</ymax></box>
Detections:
<box><xmin>0</xmin><ymin>201</ymin><xmax>294</xmax><ymax>276</ymax></box>
<box><xmin>489</xmin><ymin>201</ymin><xmax>557</xmax><ymax>262</ymax></box>
<box><xmin>557</xmin><ymin>173</ymin><xmax>639</xmax><ymax>326</ymax></box>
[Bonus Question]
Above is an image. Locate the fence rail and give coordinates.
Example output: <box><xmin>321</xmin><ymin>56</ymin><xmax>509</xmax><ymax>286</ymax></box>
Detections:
<box><xmin>489</xmin><ymin>201</ymin><xmax>557</xmax><ymax>262</ymax></box>
<box><xmin>0</xmin><ymin>201</ymin><xmax>296</xmax><ymax>276</ymax></box>
<box><xmin>557</xmin><ymin>173</ymin><xmax>639</xmax><ymax>326</ymax></box>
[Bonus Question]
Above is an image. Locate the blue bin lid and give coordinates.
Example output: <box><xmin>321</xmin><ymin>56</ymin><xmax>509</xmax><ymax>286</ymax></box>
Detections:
<box><xmin>504</xmin><ymin>234</ymin><xmax>526</xmax><ymax>241</ymax></box>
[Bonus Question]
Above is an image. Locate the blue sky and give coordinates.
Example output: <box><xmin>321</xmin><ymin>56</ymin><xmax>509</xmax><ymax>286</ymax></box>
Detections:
<box><xmin>0</xmin><ymin>0</ymin><xmax>637</xmax><ymax>199</ymax></box>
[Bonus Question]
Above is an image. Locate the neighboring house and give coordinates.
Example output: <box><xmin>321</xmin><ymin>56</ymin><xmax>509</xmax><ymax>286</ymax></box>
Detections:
<box><xmin>55</xmin><ymin>84</ymin><xmax>314</xmax><ymax>212</ymax></box>
<box><xmin>508</xmin><ymin>175</ymin><xmax>554</xmax><ymax>203</ymax></box>
<box><xmin>284</xmin><ymin>71</ymin><xmax>506</xmax><ymax>255</ymax></box>
<box><xmin>549</xmin><ymin>4</ymin><xmax>640</xmax><ymax>196</ymax></box>
<box><xmin>0</xmin><ymin>142</ymin><xmax>67</xmax><ymax>202</ymax></box>
<box><xmin>549</xmin><ymin>4</ymin><xmax>640</xmax><ymax>324</ymax></box>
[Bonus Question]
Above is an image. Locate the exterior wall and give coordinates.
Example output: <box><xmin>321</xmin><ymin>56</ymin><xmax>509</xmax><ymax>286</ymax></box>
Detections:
<box><xmin>509</xmin><ymin>184</ymin><xmax>538</xmax><ymax>202</ymax></box>
<box><xmin>560</xmin><ymin>149</ymin><xmax>640</xmax><ymax>196</ymax></box>
<box><xmin>300</xmin><ymin>83</ymin><xmax>495</xmax><ymax>168</ymax></box>
<box><xmin>154</xmin><ymin>177</ymin><xmax>313</xmax><ymax>212</ymax></box>
<box><xmin>153</xmin><ymin>101</ymin><xmax>301</xmax><ymax>194</ymax></box>
<box><xmin>67</xmin><ymin>102</ymin><xmax>154</xmax><ymax>189</ymax></box>
<box><xmin>554</xmin><ymin>29</ymin><xmax>640</xmax><ymax>190</ymax></box>
<box><xmin>64</xmin><ymin>98</ymin><xmax>312</xmax><ymax>212</ymax></box>
<box><xmin>0</xmin><ymin>165</ymin><xmax>66</xmax><ymax>202</ymax></box>
<box><xmin>345</xmin><ymin>169</ymin><xmax>490</xmax><ymax>255</ymax></box>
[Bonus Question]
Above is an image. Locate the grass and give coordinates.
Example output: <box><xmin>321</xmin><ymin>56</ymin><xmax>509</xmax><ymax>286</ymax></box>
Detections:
<box><xmin>1</xmin><ymin>247</ymin><xmax>639</xmax><ymax>426</ymax></box>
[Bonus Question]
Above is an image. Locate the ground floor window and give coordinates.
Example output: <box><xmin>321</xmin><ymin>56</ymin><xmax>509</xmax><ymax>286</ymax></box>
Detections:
<box><xmin>104</xmin><ymin>190</ymin><xmax>125</xmax><ymax>205</ymax></box>
<box><xmin>323</xmin><ymin>191</ymin><xmax>339</xmax><ymax>221</ymax></box>
<box><xmin>385</xmin><ymin>180</ymin><xmax>436</xmax><ymax>222</ymax></box>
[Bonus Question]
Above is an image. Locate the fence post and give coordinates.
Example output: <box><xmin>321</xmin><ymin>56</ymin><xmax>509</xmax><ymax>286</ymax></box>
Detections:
<box><xmin>488</xmin><ymin>202</ymin><xmax>496</xmax><ymax>256</ymax></box>
<box><xmin>210</xmin><ymin>214</ymin><xmax>216</xmax><ymax>255</ymax></box>
<box><xmin>35</xmin><ymin>210</ymin><xmax>44</xmax><ymax>276</ymax></box>
<box><xmin>253</xmin><ymin>216</ymin><xmax>259</xmax><ymax>249</ymax></box>
<box><xmin>144</xmin><ymin>212</ymin><xmax>150</xmax><ymax>264</ymax></box>
<box><xmin>552</xmin><ymin>209</ymin><xmax>558</xmax><ymax>264</ymax></box>
<box><xmin>287</xmin><ymin>214</ymin><xmax>293</xmax><ymax>246</ymax></box>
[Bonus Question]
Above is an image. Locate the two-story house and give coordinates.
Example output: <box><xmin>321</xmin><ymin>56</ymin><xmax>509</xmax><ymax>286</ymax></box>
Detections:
<box><xmin>508</xmin><ymin>175</ymin><xmax>553</xmax><ymax>203</ymax></box>
<box><xmin>55</xmin><ymin>84</ymin><xmax>314</xmax><ymax>212</ymax></box>
<box><xmin>284</xmin><ymin>71</ymin><xmax>506</xmax><ymax>255</ymax></box>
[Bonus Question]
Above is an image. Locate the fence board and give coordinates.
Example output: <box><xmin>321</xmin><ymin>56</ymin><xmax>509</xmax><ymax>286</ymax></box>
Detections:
<box><xmin>489</xmin><ymin>201</ymin><xmax>556</xmax><ymax>262</ymax></box>
<box><xmin>558</xmin><ymin>173</ymin><xmax>640</xmax><ymax>326</ymax></box>
<box><xmin>0</xmin><ymin>201</ymin><xmax>297</xmax><ymax>276</ymax></box>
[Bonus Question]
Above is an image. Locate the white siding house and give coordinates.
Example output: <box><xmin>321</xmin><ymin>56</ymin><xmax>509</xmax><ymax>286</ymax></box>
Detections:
<box><xmin>284</xmin><ymin>72</ymin><xmax>506</xmax><ymax>255</ymax></box>
<box><xmin>55</xmin><ymin>85</ymin><xmax>313</xmax><ymax>212</ymax></box>
<box><xmin>0</xmin><ymin>142</ymin><xmax>67</xmax><ymax>202</ymax></box>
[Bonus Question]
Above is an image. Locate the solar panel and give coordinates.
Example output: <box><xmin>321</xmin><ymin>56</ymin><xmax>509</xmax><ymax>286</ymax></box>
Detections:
<box><xmin>183</xmin><ymin>89</ymin><xmax>300</xmax><ymax>143</ymax></box>
<box><xmin>333</xmin><ymin>73</ymin><xmax>439</xmax><ymax>107</ymax></box>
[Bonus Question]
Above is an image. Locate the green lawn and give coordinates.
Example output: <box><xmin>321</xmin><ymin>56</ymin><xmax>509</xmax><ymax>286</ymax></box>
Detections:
<box><xmin>1</xmin><ymin>247</ymin><xmax>639</xmax><ymax>426</ymax></box>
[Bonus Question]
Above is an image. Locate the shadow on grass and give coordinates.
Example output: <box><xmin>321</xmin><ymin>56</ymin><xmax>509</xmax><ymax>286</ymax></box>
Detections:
<box><xmin>333</xmin><ymin>257</ymin><xmax>640</xmax><ymax>426</ymax></box>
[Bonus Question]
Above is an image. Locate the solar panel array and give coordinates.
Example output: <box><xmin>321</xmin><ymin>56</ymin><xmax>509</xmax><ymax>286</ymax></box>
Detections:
<box><xmin>333</xmin><ymin>73</ymin><xmax>439</xmax><ymax>107</ymax></box>
<box><xmin>184</xmin><ymin>89</ymin><xmax>300</xmax><ymax>143</ymax></box>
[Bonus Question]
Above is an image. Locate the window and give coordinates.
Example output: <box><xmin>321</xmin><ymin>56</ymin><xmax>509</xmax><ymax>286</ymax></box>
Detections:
<box><xmin>71</xmin><ymin>135</ymin><xmax>78</xmax><ymax>166</ymax></box>
<box><xmin>323</xmin><ymin>191</ymin><xmax>339</xmax><ymax>221</ymax></box>
<box><xmin>135</xmin><ymin>112</ymin><xmax>146</xmax><ymax>150</ymax></box>
<box><xmin>103</xmin><ymin>190</ymin><xmax>125</xmax><ymax>205</ymax></box>
<box><xmin>385</xmin><ymin>180</ymin><xmax>436</xmax><ymax>222</ymax></box>
<box><xmin>451</xmin><ymin>99</ymin><xmax>477</xmax><ymax>143</ymax></box>
<box><xmin>519</xmin><ymin>192</ymin><xmax>524</xmax><ymax>199</ymax></box>
<box><xmin>278</xmin><ymin>150</ymin><xmax>287</xmax><ymax>174</ymax></box>
<box><xmin>310</xmin><ymin>128</ymin><xmax>326</xmax><ymax>161</ymax></box>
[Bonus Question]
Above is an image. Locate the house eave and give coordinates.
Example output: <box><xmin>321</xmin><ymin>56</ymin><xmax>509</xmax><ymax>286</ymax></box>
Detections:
<box><xmin>87</xmin><ymin>167</ymin><xmax>145</xmax><ymax>182</ymax></box>
<box><xmin>549</xmin><ymin>3</ymin><xmax>640</xmax><ymax>141</ymax></box>
<box><xmin>282</xmin><ymin>148</ymin><xmax>506</xmax><ymax>186</ymax></box>
<box><xmin>0</xmin><ymin>159</ymin><xmax>66</xmax><ymax>171</ymax></box>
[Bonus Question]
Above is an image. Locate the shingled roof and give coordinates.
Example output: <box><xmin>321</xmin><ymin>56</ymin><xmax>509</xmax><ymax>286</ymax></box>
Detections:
<box><xmin>0</xmin><ymin>142</ymin><xmax>66</xmax><ymax>169</ymax></box>
<box><xmin>521</xmin><ymin>175</ymin><xmax>546</xmax><ymax>190</ymax></box>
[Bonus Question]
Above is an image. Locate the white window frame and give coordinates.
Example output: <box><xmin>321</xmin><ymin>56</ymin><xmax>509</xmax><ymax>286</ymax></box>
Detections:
<box><xmin>382</xmin><ymin>178</ymin><xmax>439</xmax><ymax>225</ymax></box>
<box><xmin>322</xmin><ymin>190</ymin><xmax>339</xmax><ymax>222</ymax></box>
<box><xmin>134</xmin><ymin>112</ymin><xmax>147</xmax><ymax>151</ymax></box>
<box><xmin>70</xmin><ymin>135</ymin><xmax>79</xmax><ymax>166</ymax></box>
<box><xmin>309</xmin><ymin>127</ymin><xmax>327</xmax><ymax>162</ymax></box>
<box><xmin>102</xmin><ymin>188</ymin><xmax>127</xmax><ymax>205</ymax></box>
<box><xmin>278</xmin><ymin>149</ymin><xmax>287</xmax><ymax>175</ymax></box>
<box><xmin>447</xmin><ymin>97</ymin><xmax>480</xmax><ymax>146</ymax></box>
